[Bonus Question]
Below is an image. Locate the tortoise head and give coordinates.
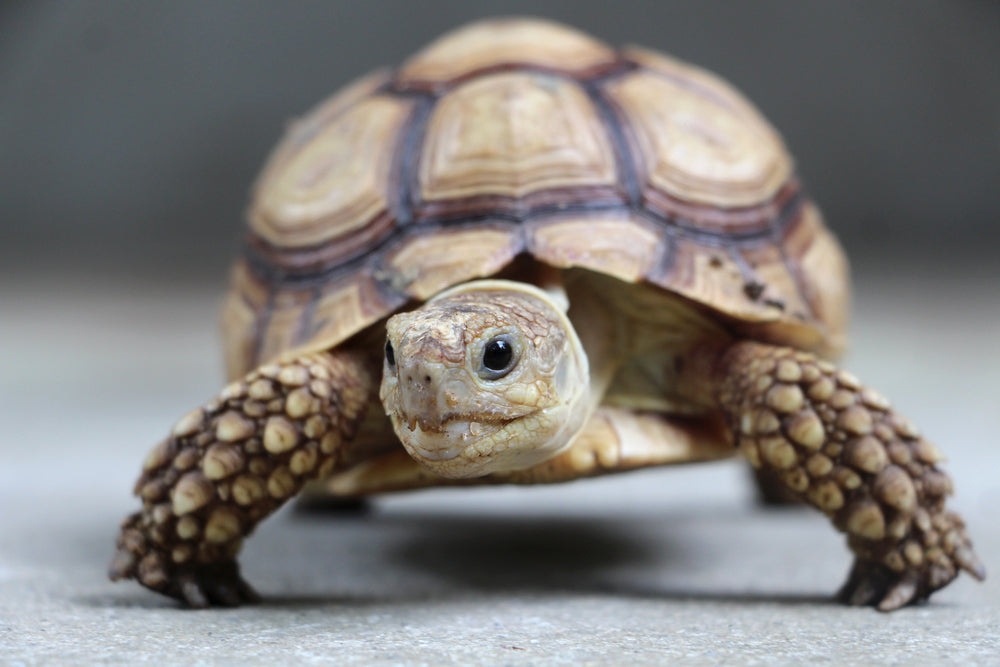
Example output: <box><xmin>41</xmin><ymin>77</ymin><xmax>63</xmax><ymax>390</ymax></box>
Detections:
<box><xmin>379</xmin><ymin>280</ymin><xmax>590</xmax><ymax>479</ymax></box>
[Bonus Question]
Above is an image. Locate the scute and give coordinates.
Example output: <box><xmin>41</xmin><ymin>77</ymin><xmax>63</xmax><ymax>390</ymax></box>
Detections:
<box><xmin>605</xmin><ymin>51</ymin><xmax>791</xmax><ymax>212</ymax></box>
<box><xmin>781</xmin><ymin>203</ymin><xmax>850</xmax><ymax>355</ymax></box>
<box><xmin>739</xmin><ymin>243</ymin><xmax>812</xmax><ymax>319</ymax></box>
<box><xmin>383</xmin><ymin>224</ymin><xmax>522</xmax><ymax>300</ymax></box>
<box><xmin>221</xmin><ymin>261</ymin><xmax>269</xmax><ymax>379</ymax></box>
<box><xmin>397</xmin><ymin>17</ymin><xmax>617</xmax><ymax>89</ymax></box>
<box><xmin>258</xmin><ymin>286</ymin><xmax>315</xmax><ymax>367</ymax></box>
<box><xmin>308</xmin><ymin>273</ymin><xmax>405</xmax><ymax>359</ymax></box>
<box><xmin>253</xmin><ymin>69</ymin><xmax>391</xmax><ymax>188</ymax></box>
<box><xmin>229</xmin><ymin>18</ymin><xmax>849</xmax><ymax>377</ymax></box>
<box><xmin>251</xmin><ymin>94</ymin><xmax>411</xmax><ymax>249</ymax></box>
<box><xmin>419</xmin><ymin>71</ymin><xmax>618</xmax><ymax>203</ymax></box>
<box><xmin>529</xmin><ymin>214</ymin><xmax>664</xmax><ymax>284</ymax></box>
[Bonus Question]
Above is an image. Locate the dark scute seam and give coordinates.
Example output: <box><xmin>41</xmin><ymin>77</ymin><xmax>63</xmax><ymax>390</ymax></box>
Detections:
<box><xmin>391</xmin><ymin>94</ymin><xmax>435</xmax><ymax>227</ymax></box>
<box><xmin>581</xmin><ymin>74</ymin><xmax>642</xmax><ymax>209</ymax></box>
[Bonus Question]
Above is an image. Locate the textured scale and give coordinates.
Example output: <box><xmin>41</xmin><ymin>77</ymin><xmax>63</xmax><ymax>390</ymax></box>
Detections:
<box><xmin>221</xmin><ymin>17</ymin><xmax>849</xmax><ymax>379</ymax></box>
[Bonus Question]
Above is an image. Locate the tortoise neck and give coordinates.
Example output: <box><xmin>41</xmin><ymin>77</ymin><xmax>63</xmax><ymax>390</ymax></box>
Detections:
<box><xmin>562</xmin><ymin>274</ymin><xmax>626</xmax><ymax>411</ymax></box>
<box><xmin>675</xmin><ymin>338</ymin><xmax>736</xmax><ymax>408</ymax></box>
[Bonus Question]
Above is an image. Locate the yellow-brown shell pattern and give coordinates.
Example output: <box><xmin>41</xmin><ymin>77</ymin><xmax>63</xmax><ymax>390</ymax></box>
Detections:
<box><xmin>222</xmin><ymin>18</ymin><xmax>849</xmax><ymax>379</ymax></box>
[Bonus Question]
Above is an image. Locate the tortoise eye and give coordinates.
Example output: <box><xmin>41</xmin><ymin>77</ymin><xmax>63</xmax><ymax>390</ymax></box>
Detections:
<box><xmin>479</xmin><ymin>335</ymin><xmax>517</xmax><ymax>380</ymax></box>
<box><xmin>384</xmin><ymin>340</ymin><xmax>396</xmax><ymax>369</ymax></box>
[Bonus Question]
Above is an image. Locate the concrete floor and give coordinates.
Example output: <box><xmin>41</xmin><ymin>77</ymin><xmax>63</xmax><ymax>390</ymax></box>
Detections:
<box><xmin>2</xmin><ymin>263</ymin><xmax>998</xmax><ymax>665</ymax></box>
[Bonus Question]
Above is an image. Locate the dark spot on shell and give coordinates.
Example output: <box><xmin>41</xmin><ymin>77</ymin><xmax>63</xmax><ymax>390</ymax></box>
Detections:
<box><xmin>743</xmin><ymin>281</ymin><xmax>765</xmax><ymax>300</ymax></box>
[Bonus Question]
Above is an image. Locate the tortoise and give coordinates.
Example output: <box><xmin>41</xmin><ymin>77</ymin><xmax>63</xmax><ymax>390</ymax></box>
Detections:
<box><xmin>110</xmin><ymin>17</ymin><xmax>983</xmax><ymax>610</ymax></box>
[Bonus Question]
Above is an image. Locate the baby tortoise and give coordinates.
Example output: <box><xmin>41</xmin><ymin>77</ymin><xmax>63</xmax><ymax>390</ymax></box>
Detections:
<box><xmin>110</xmin><ymin>18</ymin><xmax>983</xmax><ymax>610</ymax></box>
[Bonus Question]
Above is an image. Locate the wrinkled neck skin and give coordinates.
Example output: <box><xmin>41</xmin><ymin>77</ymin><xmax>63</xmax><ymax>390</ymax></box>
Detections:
<box><xmin>379</xmin><ymin>280</ymin><xmax>595</xmax><ymax>479</ymax></box>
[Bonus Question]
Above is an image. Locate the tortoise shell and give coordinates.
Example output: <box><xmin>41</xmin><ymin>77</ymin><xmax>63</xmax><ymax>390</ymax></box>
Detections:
<box><xmin>221</xmin><ymin>17</ymin><xmax>849</xmax><ymax>380</ymax></box>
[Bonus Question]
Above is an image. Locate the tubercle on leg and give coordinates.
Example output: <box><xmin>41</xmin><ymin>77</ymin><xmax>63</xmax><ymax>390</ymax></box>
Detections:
<box><xmin>108</xmin><ymin>350</ymin><xmax>373</xmax><ymax>603</ymax></box>
<box><xmin>713</xmin><ymin>341</ymin><xmax>983</xmax><ymax>608</ymax></box>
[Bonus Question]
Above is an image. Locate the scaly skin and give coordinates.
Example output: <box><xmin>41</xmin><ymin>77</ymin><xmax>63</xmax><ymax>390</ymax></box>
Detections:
<box><xmin>109</xmin><ymin>350</ymin><xmax>373</xmax><ymax>607</ymax></box>
<box><xmin>715</xmin><ymin>341</ymin><xmax>985</xmax><ymax>610</ymax></box>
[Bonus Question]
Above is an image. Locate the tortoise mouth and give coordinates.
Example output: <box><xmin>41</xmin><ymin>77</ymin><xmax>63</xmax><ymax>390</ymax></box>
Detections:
<box><xmin>402</xmin><ymin>412</ymin><xmax>518</xmax><ymax>434</ymax></box>
<box><xmin>394</xmin><ymin>404</ymin><xmax>581</xmax><ymax>481</ymax></box>
<box><xmin>398</xmin><ymin>413</ymin><xmax>521</xmax><ymax>462</ymax></box>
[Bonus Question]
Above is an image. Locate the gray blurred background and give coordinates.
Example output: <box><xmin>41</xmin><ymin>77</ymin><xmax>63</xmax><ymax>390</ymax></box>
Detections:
<box><xmin>2</xmin><ymin>0</ymin><xmax>998</xmax><ymax>285</ymax></box>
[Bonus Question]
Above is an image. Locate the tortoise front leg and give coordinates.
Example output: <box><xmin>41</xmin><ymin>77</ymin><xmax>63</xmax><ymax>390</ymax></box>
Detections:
<box><xmin>109</xmin><ymin>349</ymin><xmax>374</xmax><ymax>607</ymax></box>
<box><xmin>712</xmin><ymin>341</ymin><xmax>984</xmax><ymax>611</ymax></box>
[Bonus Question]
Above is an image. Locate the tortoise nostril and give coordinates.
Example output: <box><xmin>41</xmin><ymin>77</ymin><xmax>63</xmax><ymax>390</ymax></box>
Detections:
<box><xmin>404</xmin><ymin>372</ymin><xmax>434</xmax><ymax>388</ymax></box>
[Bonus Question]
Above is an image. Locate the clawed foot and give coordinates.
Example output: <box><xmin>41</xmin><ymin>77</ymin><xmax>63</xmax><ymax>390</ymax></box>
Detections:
<box><xmin>110</xmin><ymin>550</ymin><xmax>260</xmax><ymax>608</ymax></box>
<box><xmin>109</xmin><ymin>513</ymin><xmax>260</xmax><ymax>608</ymax></box>
<box><xmin>839</xmin><ymin>509</ymin><xmax>985</xmax><ymax>612</ymax></box>
<box><xmin>165</xmin><ymin>560</ymin><xmax>261</xmax><ymax>608</ymax></box>
<box><xmin>839</xmin><ymin>549</ymin><xmax>985</xmax><ymax>612</ymax></box>
<box><xmin>838</xmin><ymin>560</ymin><xmax>927</xmax><ymax>611</ymax></box>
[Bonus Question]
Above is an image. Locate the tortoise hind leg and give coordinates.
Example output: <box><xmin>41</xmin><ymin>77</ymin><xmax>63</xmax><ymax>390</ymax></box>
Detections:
<box><xmin>712</xmin><ymin>341</ymin><xmax>984</xmax><ymax>610</ymax></box>
<box><xmin>109</xmin><ymin>349</ymin><xmax>374</xmax><ymax>607</ymax></box>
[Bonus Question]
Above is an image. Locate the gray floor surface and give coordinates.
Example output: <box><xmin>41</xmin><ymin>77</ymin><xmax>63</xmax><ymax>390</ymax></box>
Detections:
<box><xmin>2</xmin><ymin>263</ymin><xmax>998</xmax><ymax>665</ymax></box>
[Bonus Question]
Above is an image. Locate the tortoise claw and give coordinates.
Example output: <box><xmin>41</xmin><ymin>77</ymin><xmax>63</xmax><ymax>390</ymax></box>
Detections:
<box><xmin>177</xmin><ymin>572</ymin><xmax>210</xmax><ymax>609</ymax></box>
<box><xmin>838</xmin><ymin>560</ymin><xmax>929</xmax><ymax>612</ymax></box>
<box><xmin>838</xmin><ymin>560</ymin><xmax>893</xmax><ymax>607</ymax></box>
<box><xmin>167</xmin><ymin>560</ymin><xmax>261</xmax><ymax>609</ymax></box>
<box><xmin>876</xmin><ymin>573</ymin><xmax>919</xmax><ymax>612</ymax></box>
<box><xmin>202</xmin><ymin>564</ymin><xmax>261</xmax><ymax>607</ymax></box>
<box><xmin>837</xmin><ymin>552</ymin><xmax>983</xmax><ymax>613</ymax></box>
<box><xmin>955</xmin><ymin>547</ymin><xmax>986</xmax><ymax>581</ymax></box>
<box><xmin>110</xmin><ymin>514</ymin><xmax>261</xmax><ymax>608</ymax></box>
